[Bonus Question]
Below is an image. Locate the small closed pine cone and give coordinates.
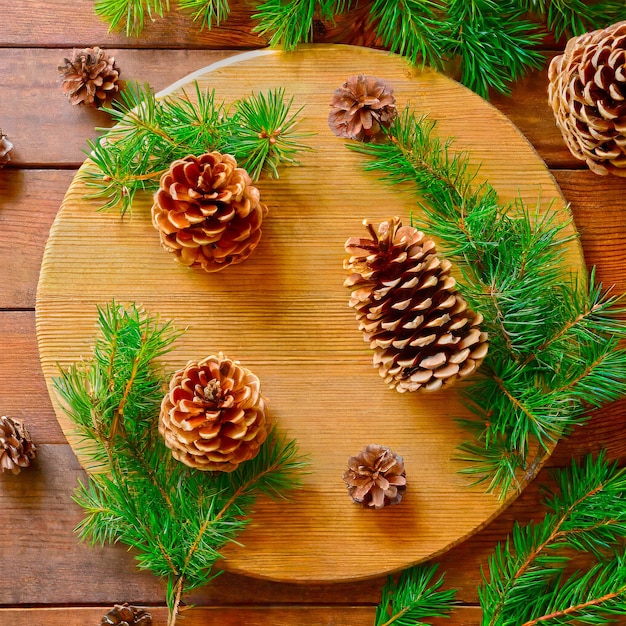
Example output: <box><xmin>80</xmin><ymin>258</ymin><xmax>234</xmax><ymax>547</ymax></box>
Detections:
<box><xmin>100</xmin><ymin>603</ymin><xmax>152</xmax><ymax>625</ymax></box>
<box><xmin>0</xmin><ymin>415</ymin><xmax>36</xmax><ymax>474</ymax></box>
<box><xmin>548</xmin><ymin>21</ymin><xmax>626</xmax><ymax>176</ymax></box>
<box><xmin>152</xmin><ymin>152</ymin><xmax>268</xmax><ymax>272</ymax></box>
<box><xmin>343</xmin><ymin>444</ymin><xmax>406</xmax><ymax>509</ymax></box>
<box><xmin>344</xmin><ymin>217</ymin><xmax>488</xmax><ymax>393</ymax></box>
<box><xmin>0</xmin><ymin>130</ymin><xmax>13</xmax><ymax>167</ymax></box>
<box><xmin>58</xmin><ymin>46</ymin><xmax>120</xmax><ymax>108</ymax></box>
<box><xmin>329</xmin><ymin>75</ymin><xmax>397</xmax><ymax>141</ymax></box>
<box><xmin>159</xmin><ymin>353</ymin><xmax>268</xmax><ymax>472</ymax></box>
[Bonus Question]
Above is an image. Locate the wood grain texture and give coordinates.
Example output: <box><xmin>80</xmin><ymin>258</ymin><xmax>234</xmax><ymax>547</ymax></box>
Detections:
<box><xmin>35</xmin><ymin>45</ymin><xmax>585</xmax><ymax>583</ymax></box>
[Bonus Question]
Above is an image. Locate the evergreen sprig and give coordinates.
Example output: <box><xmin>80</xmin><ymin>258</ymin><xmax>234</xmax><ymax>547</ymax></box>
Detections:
<box><xmin>91</xmin><ymin>0</ymin><xmax>626</xmax><ymax>97</ymax></box>
<box><xmin>82</xmin><ymin>81</ymin><xmax>311</xmax><ymax>215</ymax></box>
<box><xmin>346</xmin><ymin>107</ymin><xmax>626</xmax><ymax>496</ymax></box>
<box><xmin>376</xmin><ymin>454</ymin><xmax>626</xmax><ymax>626</ymax></box>
<box><xmin>53</xmin><ymin>302</ymin><xmax>306</xmax><ymax>626</ymax></box>
<box><xmin>375</xmin><ymin>564</ymin><xmax>457</xmax><ymax>626</ymax></box>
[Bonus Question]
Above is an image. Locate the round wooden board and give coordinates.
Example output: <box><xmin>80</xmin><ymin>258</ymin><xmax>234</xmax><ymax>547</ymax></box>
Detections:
<box><xmin>36</xmin><ymin>45</ymin><xmax>584</xmax><ymax>583</ymax></box>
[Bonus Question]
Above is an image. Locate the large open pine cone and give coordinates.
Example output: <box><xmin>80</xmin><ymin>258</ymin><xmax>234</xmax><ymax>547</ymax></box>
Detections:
<box><xmin>100</xmin><ymin>603</ymin><xmax>152</xmax><ymax>625</ymax></box>
<box><xmin>159</xmin><ymin>354</ymin><xmax>268</xmax><ymax>472</ymax></box>
<box><xmin>548</xmin><ymin>21</ymin><xmax>626</xmax><ymax>176</ymax></box>
<box><xmin>58</xmin><ymin>47</ymin><xmax>120</xmax><ymax>107</ymax></box>
<box><xmin>0</xmin><ymin>130</ymin><xmax>13</xmax><ymax>166</ymax></box>
<box><xmin>344</xmin><ymin>217</ymin><xmax>488</xmax><ymax>393</ymax></box>
<box><xmin>0</xmin><ymin>415</ymin><xmax>36</xmax><ymax>474</ymax></box>
<box><xmin>152</xmin><ymin>152</ymin><xmax>268</xmax><ymax>272</ymax></box>
<box><xmin>329</xmin><ymin>75</ymin><xmax>397</xmax><ymax>141</ymax></box>
<box><xmin>343</xmin><ymin>444</ymin><xmax>406</xmax><ymax>509</ymax></box>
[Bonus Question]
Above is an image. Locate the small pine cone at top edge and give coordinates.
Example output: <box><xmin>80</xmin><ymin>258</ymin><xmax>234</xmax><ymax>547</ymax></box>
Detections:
<box><xmin>328</xmin><ymin>74</ymin><xmax>397</xmax><ymax>142</ymax></box>
<box><xmin>58</xmin><ymin>46</ymin><xmax>120</xmax><ymax>108</ymax></box>
<box><xmin>100</xmin><ymin>603</ymin><xmax>152</xmax><ymax>625</ymax></box>
<box><xmin>548</xmin><ymin>21</ymin><xmax>626</xmax><ymax>176</ymax></box>
<box><xmin>343</xmin><ymin>444</ymin><xmax>406</xmax><ymax>509</ymax></box>
<box><xmin>152</xmin><ymin>151</ymin><xmax>268</xmax><ymax>272</ymax></box>
<box><xmin>0</xmin><ymin>130</ymin><xmax>14</xmax><ymax>167</ymax></box>
<box><xmin>344</xmin><ymin>217</ymin><xmax>488</xmax><ymax>393</ymax></box>
<box><xmin>159</xmin><ymin>353</ymin><xmax>268</xmax><ymax>472</ymax></box>
<box><xmin>0</xmin><ymin>415</ymin><xmax>37</xmax><ymax>474</ymax></box>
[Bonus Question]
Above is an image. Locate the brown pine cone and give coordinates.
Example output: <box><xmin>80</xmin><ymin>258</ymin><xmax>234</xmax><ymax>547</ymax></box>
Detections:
<box><xmin>0</xmin><ymin>130</ymin><xmax>13</xmax><ymax>167</ymax></box>
<box><xmin>329</xmin><ymin>75</ymin><xmax>397</xmax><ymax>141</ymax></box>
<box><xmin>100</xmin><ymin>603</ymin><xmax>152</xmax><ymax>625</ymax></box>
<box><xmin>159</xmin><ymin>353</ymin><xmax>268</xmax><ymax>472</ymax></box>
<box><xmin>152</xmin><ymin>152</ymin><xmax>268</xmax><ymax>272</ymax></box>
<box><xmin>548</xmin><ymin>21</ymin><xmax>626</xmax><ymax>176</ymax></box>
<box><xmin>344</xmin><ymin>217</ymin><xmax>488</xmax><ymax>393</ymax></box>
<box><xmin>343</xmin><ymin>444</ymin><xmax>406</xmax><ymax>509</ymax></box>
<box><xmin>0</xmin><ymin>415</ymin><xmax>36</xmax><ymax>474</ymax></box>
<box><xmin>58</xmin><ymin>46</ymin><xmax>120</xmax><ymax>108</ymax></box>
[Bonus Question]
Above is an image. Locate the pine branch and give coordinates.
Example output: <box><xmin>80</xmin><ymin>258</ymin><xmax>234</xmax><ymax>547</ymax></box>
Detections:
<box><xmin>480</xmin><ymin>453</ymin><xmax>626</xmax><ymax>626</ymax></box>
<box><xmin>177</xmin><ymin>0</ymin><xmax>230</xmax><ymax>29</ymax></box>
<box><xmin>95</xmin><ymin>0</ymin><xmax>168</xmax><ymax>37</ymax></box>
<box><xmin>54</xmin><ymin>301</ymin><xmax>306</xmax><ymax>625</ymax></box>
<box><xmin>347</xmin><ymin>108</ymin><xmax>626</xmax><ymax>496</ymax></box>
<box><xmin>375</xmin><ymin>563</ymin><xmax>457</xmax><ymax>626</ymax></box>
<box><xmin>81</xmin><ymin>82</ymin><xmax>311</xmax><ymax>215</ymax></box>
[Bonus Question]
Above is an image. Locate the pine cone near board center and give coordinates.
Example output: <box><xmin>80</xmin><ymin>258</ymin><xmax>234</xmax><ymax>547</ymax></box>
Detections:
<box><xmin>152</xmin><ymin>152</ymin><xmax>268</xmax><ymax>272</ymax></box>
<box><xmin>343</xmin><ymin>444</ymin><xmax>406</xmax><ymax>509</ymax></box>
<box><xmin>344</xmin><ymin>217</ymin><xmax>488</xmax><ymax>393</ymax></box>
<box><xmin>328</xmin><ymin>74</ymin><xmax>397</xmax><ymax>141</ymax></box>
<box><xmin>159</xmin><ymin>353</ymin><xmax>268</xmax><ymax>472</ymax></box>
<box><xmin>58</xmin><ymin>46</ymin><xmax>120</xmax><ymax>108</ymax></box>
<box><xmin>548</xmin><ymin>20</ymin><xmax>626</xmax><ymax>176</ymax></box>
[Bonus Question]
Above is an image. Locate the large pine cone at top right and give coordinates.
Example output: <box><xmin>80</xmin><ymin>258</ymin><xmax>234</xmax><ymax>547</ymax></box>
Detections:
<box><xmin>152</xmin><ymin>152</ymin><xmax>268</xmax><ymax>272</ymax></box>
<box><xmin>548</xmin><ymin>21</ymin><xmax>626</xmax><ymax>176</ymax></box>
<box><xmin>344</xmin><ymin>217</ymin><xmax>488</xmax><ymax>393</ymax></box>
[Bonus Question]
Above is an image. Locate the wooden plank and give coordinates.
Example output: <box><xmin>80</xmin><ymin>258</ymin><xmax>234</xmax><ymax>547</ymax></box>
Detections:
<box><xmin>0</xmin><ymin>0</ymin><xmax>266</xmax><ymax>48</ymax></box>
<box><xmin>0</xmin><ymin>49</ymin><xmax>236</xmax><ymax>167</ymax></box>
<box><xmin>0</xmin><ymin>47</ymin><xmax>580</xmax><ymax>169</ymax></box>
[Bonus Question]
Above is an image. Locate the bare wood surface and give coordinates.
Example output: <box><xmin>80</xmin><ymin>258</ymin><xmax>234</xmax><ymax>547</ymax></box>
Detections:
<box><xmin>1</xmin><ymin>1</ymin><xmax>625</xmax><ymax>624</ymax></box>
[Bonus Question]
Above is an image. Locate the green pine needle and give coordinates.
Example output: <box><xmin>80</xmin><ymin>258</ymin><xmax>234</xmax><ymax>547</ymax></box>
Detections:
<box><xmin>375</xmin><ymin>563</ymin><xmax>457</xmax><ymax>626</ymax></box>
<box><xmin>177</xmin><ymin>0</ymin><xmax>230</xmax><ymax>29</ymax></box>
<box><xmin>95</xmin><ymin>0</ymin><xmax>168</xmax><ymax>36</ymax></box>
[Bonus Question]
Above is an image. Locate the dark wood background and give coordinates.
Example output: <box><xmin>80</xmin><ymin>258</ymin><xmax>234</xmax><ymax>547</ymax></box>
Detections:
<box><xmin>1</xmin><ymin>2</ymin><xmax>625</xmax><ymax>624</ymax></box>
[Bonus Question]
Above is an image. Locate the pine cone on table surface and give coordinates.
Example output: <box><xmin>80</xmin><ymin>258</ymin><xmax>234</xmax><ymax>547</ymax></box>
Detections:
<box><xmin>548</xmin><ymin>21</ymin><xmax>626</xmax><ymax>176</ymax></box>
<box><xmin>58</xmin><ymin>46</ymin><xmax>120</xmax><ymax>107</ymax></box>
<box><xmin>343</xmin><ymin>444</ymin><xmax>406</xmax><ymax>509</ymax></box>
<box><xmin>0</xmin><ymin>415</ymin><xmax>36</xmax><ymax>475</ymax></box>
<box><xmin>100</xmin><ymin>603</ymin><xmax>152</xmax><ymax>625</ymax></box>
<box><xmin>152</xmin><ymin>151</ymin><xmax>268</xmax><ymax>272</ymax></box>
<box><xmin>159</xmin><ymin>353</ymin><xmax>268</xmax><ymax>472</ymax></box>
<box><xmin>0</xmin><ymin>130</ymin><xmax>13</xmax><ymax>166</ymax></box>
<box><xmin>344</xmin><ymin>217</ymin><xmax>488</xmax><ymax>393</ymax></box>
<box><xmin>329</xmin><ymin>75</ymin><xmax>397</xmax><ymax>141</ymax></box>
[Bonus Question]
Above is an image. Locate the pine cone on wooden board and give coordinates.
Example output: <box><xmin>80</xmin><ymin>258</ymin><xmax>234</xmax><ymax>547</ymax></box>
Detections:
<box><xmin>344</xmin><ymin>217</ymin><xmax>488</xmax><ymax>393</ymax></box>
<box><xmin>0</xmin><ymin>130</ymin><xmax>13</xmax><ymax>166</ymax></box>
<box><xmin>100</xmin><ymin>603</ymin><xmax>152</xmax><ymax>625</ymax></box>
<box><xmin>152</xmin><ymin>152</ymin><xmax>268</xmax><ymax>272</ymax></box>
<box><xmin>0</xmin><ymin>415</ymin><xmax>36</xmax><ymax>474</ymax></box>
<box><xmin>159</xmin><ymin>354</ymin><xmax>268</xmax><ymax>472</ymax></box>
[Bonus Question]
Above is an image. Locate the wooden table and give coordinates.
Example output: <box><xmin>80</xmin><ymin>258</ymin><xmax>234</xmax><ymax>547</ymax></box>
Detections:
<box><xmin>1</xmin><ymin>3</ymin><xmax>625</xmax><ymax>624</ymax></box>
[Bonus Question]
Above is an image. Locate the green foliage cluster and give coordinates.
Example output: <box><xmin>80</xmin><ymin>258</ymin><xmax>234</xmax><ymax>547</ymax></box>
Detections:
<box><xmin>54</xmin><ymin>302</ymin><xmax>305</xmax><ymax>626</ymax></box>
<box><xmin>376</xmin><ymin>453</ymin><xmax>626</xmax><ymax>625</ymax></box>
<box><xmin>348</xmin><ymin>107</ymin><xmax>626</xmax><ymax>496</ymax></box>
<box><xmin>92</xmin><ymin>0</ymin><xmax>626</xmax><ymax>97</ymax></box>
<box><xmin>82</xmin><ymin>82</ymin><xmax>311</xmax><ymax>215</ymax></box>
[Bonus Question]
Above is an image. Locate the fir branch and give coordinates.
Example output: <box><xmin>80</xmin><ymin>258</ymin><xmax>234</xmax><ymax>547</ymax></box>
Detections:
<box><xmin>54</xmin><ymin>302</ymin><xmax>305</xmax><ymax>625</ymax></box>
<box><xmin>347</xmin><ymin>108</ymin><xmax>626</xmax><ymax>496</ymax></box>
<box><xmin>177</xmin><ymin>0</ymin><xmax>230</xmax><ymax>30</ymax></box>
<box><xmin>95</xmin><ymin>0</ymin><xmax>167</xmax><ymax>37</ymax></box>
<box><xmin>82</xmin><ymin>82</ymin><xmax>311</xmax><ymax>215</ymax></box>
<box><xmin>480</xmin><ymin>453</ymin><xmax>626</xmax><ymax>626</ymax></box>
<box><xmin>252</xmin><ymin>0</ymin><xmax>318</xmax><ymax>49</ymax></box>
<box><xmin>375</xmin><ymin>564</ymin><xmax>457</xmax><ymax>626</ymax></box>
